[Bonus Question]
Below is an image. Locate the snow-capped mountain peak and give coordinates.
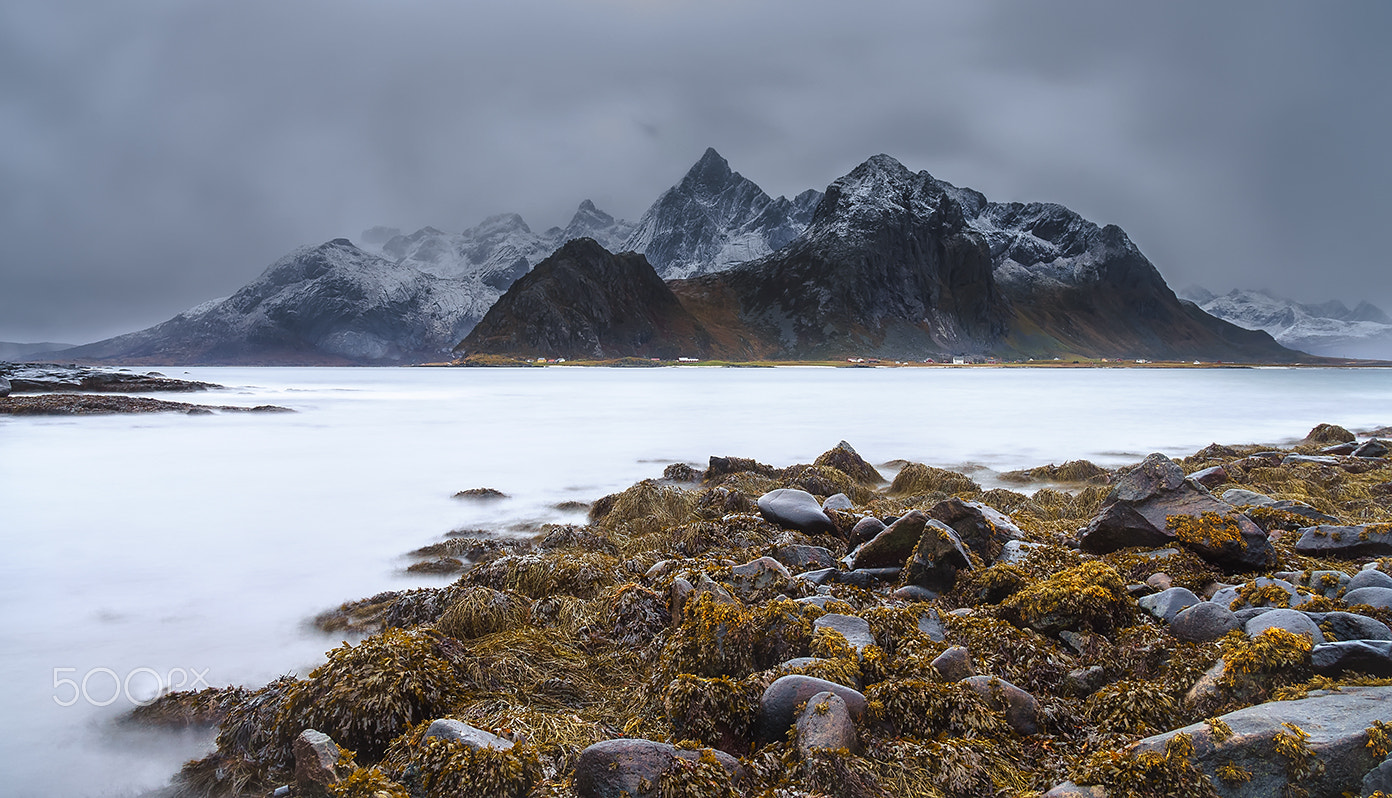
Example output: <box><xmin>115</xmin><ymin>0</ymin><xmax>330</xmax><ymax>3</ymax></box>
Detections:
<box><xmin>1184</xmin><ymin>287</ymin><xmax>1392</xmax><ymax>359</ymax></box>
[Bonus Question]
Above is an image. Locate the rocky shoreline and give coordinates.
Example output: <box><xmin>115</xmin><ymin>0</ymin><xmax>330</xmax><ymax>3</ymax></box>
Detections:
<box><xmin>0</xmin><ymin>363</ymin><xmax>292</xmax><ymax>415</ymax></box>
<box><xmin>131</xmin><ymin>427</ymin><xmax>1392</xmax><ymax>798</ymax></box>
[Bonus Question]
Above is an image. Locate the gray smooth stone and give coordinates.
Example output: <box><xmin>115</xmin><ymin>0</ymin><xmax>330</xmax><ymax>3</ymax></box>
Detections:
<box><xmin>423</xmin><ymin>718</ymin><xmax>514</xmax><ymax>750</ymax></box>
<box><xmin>1345</xmin><ymin>586</ymin><xmax>1392</xmax><ymax>610</ymax></box>
<box><xmin>814</xmin><ymin>613</ymin><xmax>875</xmax><ymax>653</ymax></box>
<box><xmin>1138</xmin><ymin>586</ymin><xmax>1201</xmax><ymax>623</ymax></box>
<box><xmin>1245</xmin><ymin>608</ymin><xmax>1325</xmax><ymax>644</ymax></box>
<box><xmin>758</xmin><ymin>488</ymin><xmax>835</xmax><ymax>534</ymax></box>
<box><xmin>1346</xmin><ymin>569</ymin><xmax>1392</xmax><ymax>592</ymax></box>
<box><xmin>1171</xmin><ymin>601</ymin><xmax>1241</xmax><ymax>643</ymax></box>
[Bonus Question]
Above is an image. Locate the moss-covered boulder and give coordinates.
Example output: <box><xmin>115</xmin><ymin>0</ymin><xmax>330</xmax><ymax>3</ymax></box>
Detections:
<box><xmin>999</xmin><ymin>561</ymin><xmax>1135</xmax><ymax>636</ymax></box>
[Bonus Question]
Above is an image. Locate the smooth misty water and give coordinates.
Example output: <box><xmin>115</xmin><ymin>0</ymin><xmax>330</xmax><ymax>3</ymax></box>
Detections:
<box><xmin>1</xmin><ymin>365</ymin><xmax>1389</xmax><ymax>795</ymax></box>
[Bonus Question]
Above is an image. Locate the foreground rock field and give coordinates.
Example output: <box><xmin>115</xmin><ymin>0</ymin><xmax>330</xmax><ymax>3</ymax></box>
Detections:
<box><xmin>136</xmin><ymin>428</ymin><xmax>1392</xmax><ymax>798</ymax></box>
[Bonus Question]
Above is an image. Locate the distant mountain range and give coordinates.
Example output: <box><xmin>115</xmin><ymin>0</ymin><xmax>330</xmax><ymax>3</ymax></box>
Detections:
<box><xmin>1180</xmin><ymin>287</ymin><xmax>1392</xmax><ymax>360</ymax></box>
<box><xmin>37</xmin><ymin>150</ymin><xmax>1313</xmax><ymax>365</ymax></box>
<box><xmin>460</xmin><ymin>155</ymin><xmax>1295</xmax><ymax>363</ymax></box>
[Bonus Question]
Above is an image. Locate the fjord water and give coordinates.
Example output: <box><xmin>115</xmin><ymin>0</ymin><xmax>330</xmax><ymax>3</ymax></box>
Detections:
<box><xmin>1</xmin><ymin>365</ymin><xmax>1389</xmax><ymax>795</ymax></box>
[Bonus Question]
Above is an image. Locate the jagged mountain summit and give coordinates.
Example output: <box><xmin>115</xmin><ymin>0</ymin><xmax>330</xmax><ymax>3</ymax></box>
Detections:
<box><xmin>60</xmin><ymin>240</ymin><xmax>486</xmax><ymax>365</ymax></box>
<box><xmin>1181</xmin><ymin>287</ymin><xmax>1392</xmax><ymax>360</ymax></box>
<box><xmin>623</xmin><ymin>148</ymin><xmax>822</xmax><ymax>280</ymax></box>
<box><xmin>456</xmin><ymin>238</ymin><xmax>711</xmax><ymax>360</ymax></box>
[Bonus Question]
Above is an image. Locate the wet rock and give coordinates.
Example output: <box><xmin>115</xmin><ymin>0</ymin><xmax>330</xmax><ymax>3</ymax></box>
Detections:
<box><xmin>917</xmin><ymin>610</ymin><xmax>947</xmax><ymax>642</ymax></box>
<box><xmin>1296</xmin><ymin>525</ymin><xmax>1392</xmax><ymax>558</ymax></box>
<box><xmin>1245</xmin><ymin>608</ymin><xmax>1325</xmax><ymax>644</ymax></box>
<box><xmin>1232</xmin><ymin>606</ymin><xmax>1276</xmax><ymax>624</ymax></box>
<box><xmin>0</xmin><ymin>375</ymin><xmax>9</xmax><ymax>397</ymax></box>
<box><xmin>893</xmin><ymin>585</ymin><xmax>940</xmax><ymax>602</ymax></box>
<box><xmin>926</xmin><ymin>498</ymin><xmax>1022</xmax><ymax>562</ymax></box>
<box><xmin>1145</xmin><ymin>572</ymin><xmax>1173</xmax><ymax>591</ymax></box>
<box><xmin>1188</xmin><ymin>465</ymin><xmax>1228</xmax><ymax>488</ymax></box>
<box><xmin>1305</xmin><ymin>569</ymin><xmax>1353</xmax><ymax>598</ymax></box>
<box><xmin>1137</xmin><ymin>586</ymin><xmax>1201</xmax><ymax>623</ymax></box>
<box><xmin>1316</xmin><ymin>611</ymin><xmax>1392</xmax><ymax>642</ymax></box>
<box><xmin>1079</xmin><ymin>452</ymin><xmax>1274</xmax><ymax>572</ymax></box>
<box><xmin>574</xmin><ymin>738</ymin><xmax>743</xmax><ymax>798</ymax></box>
<box><xmin>771</xmin><ymin>544</ymin><xmax>837</xmax><ymax>573</ymax></box>
<box><xmin>1285</xmin><ymin>454</ymin><xmax>1342</xmax><ymax>466</ymax></box>
<box><xmin>851</xmin><ymin>510</ymin><xmax>927</xmax><ymax>568</ymax></box>
<box><xmin>1322</xmin><ymin>442</ymin><xmax>1360</xmax><ymax>455</ymax></box>
<box><xmin>1170</xmin><ymin>601</ymin><xmax>1241</xmax><ymax>643</ymax></box>
<box><xmin>663</xmin><ymin>462</ymin><xmax>700</xmax><ymax>482</ymax></box>
<box><xmin>821</xmin><ymin>493</ymin><xmax>853</xmax><ymax>512</ymax></box>
<box><xmin>730</xmin><ymin>556</ymin><xmax>792</xmax><ymax>594</ymax></box>
<box><xmin>1212</xmin><ymin>577</ymin><xmax>1309</xmax><ymax>610</ymax></box>
<box><xmin>899</xmin><ymin>519</ymin><xmax>975</xmax><ymax>592</ymax></box>
<box><xmin>1312</xmin><ymin>640</ymin><xmax>1392</xmax><ymax>677</ymax></box>
<box><xmin>813</xmin><ymin>440</ymin><xmax>884</xmax><ymax>484</ymax></box>
<box><xmin>1042</xmin><ymin>782</ymin><xmax>1109</xmax><ymax>798</ymax></box>
<box><xmin>1221</xmin><ymin>488</ymin><xmax>1275</xmax><ymax>506</ymax></box>
<box><xmin>793</xmin><ymin>596</ymin><xmax>845</xmax><ymax>610</ymax></box>
<box><xmin>958</xmin><ymin>675</ymin><xmax>1039</xmax><ymax>735</ymax></box>
<box><xmin>1347</xmin><ymin>568</ymin><xmax>1392</xmax><ymax>592</ymax></box>
<box><xmin>1134</xmin><ymin>686</ymin><xmax>1392</xmax><ymax>798</ymax></box>
<box><xmin>757</xmin><ymin>488</ymin><xmax>835</xmax><ymax>534</ymax></box>
<box><xmin>795</xmin><ymin>691</ymin><xmax>859</xmax><ymax>756</ymax></box>
<box><xmin>1364</xmin><ymin>756</ymin><xmax>1392</xmax><ymax>796</ymax></box>
<box><xmin>1353</xmin><ymin>439</ymin><xmax>1389</xmax><ymax>458</ymax></box>
<box><xmin>814</xmin><ymin>613</ymin><xmax>874</xmax><ymax>653</ymax></box>
<box><xmin>930</xmin><ymin>646</ymin><xmax>975</xmax><ymax>681</ymax></box>
<box><xmin>1064</xmin><ymin>666</ymin><xmax>1107</xmax><ymax>698</ymax></box>
<box><xmin>996</xmin><ymin>539</ymin><xmax>1046</xmax><ymax>565</ymax></box>
<box><xmin>423</xmin><ymin>718</ymin><xmax>514</xmax><ymax>750</ymax></box>
<box><xmin>707</xmin><ymin>455</ymin><xmax>778</xmax><ymax>481</ymax></box>
<box><xmin>1345</xmin><ymin>586</ymin><xmax>1392</xmax><ymax>610</ymax></box>
<box><xmin>758</xmin><ymin>675</ymin><xmax>867</xmax><ymax>745</ymax></box>
<box><xmin>849</xmin><ymin>516</ymin><xmax>886</xmax><ymax>547</ymax></box>
<box><xmin>293</xmin><ymin>729</ymin><xmax>341</xmax><ymax>794</ymax></box>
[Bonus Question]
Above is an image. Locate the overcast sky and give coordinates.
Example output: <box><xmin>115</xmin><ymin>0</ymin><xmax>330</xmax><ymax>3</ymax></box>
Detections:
<box><xmin>2</xmin><ymin>0</ymin><xmax>1388</xmax><ymax>344</ymax></box>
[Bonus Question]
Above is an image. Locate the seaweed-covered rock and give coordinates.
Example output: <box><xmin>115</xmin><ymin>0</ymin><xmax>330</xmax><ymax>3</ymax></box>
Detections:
<box><xmin>772</xmin><ymin>544</ymin><xmax>836</xmax><ymax>573</ymax></box>
<box><xmin>795</xmin><ymin>691</ymin><xmax>859</xmax><ymax>756</ymax></box>
<box><xmin>887</xmin><ymin>461</ymin><xmax>980</xmax><ymax>496</ymax></box>
<box><xmin>814</xmin><ymin>440</ymin><xmax>884</xmax><ymax>484</ymax></box>
<box><xmin>1137</xmin><ymin>587</ymin><xmax>1201</xmax><ymax>623</ymax></box>
<box><xmin>999</xmin><ymin>561</ymin><xmax>1134</xmax><ymax>636</ymax></box>
<box><xmin>293</xmin><ymin>729</ymin><xmax>341</xmax><ymax>794</ymax></box>
<box><xmin>958</xmin><ymin>675</ymin><xmax>1039</xmax><ymax>735</ymax></box>
<box><xmin>850</xmin><ymin>510</ymin><xmax>927</xmax><ymax>568</ymax></box>
<box><xmin>898</xmin><ymin>519</ymin><xmax>974</xmax><ymax>592</ymax></box>
<box><xmin>1245</xmin><ymin>608</ymin><xmax>1325</xmax><ymax>644</ymax></box>
<box><xmin>1131</xmin><ymin>686</ymin><xmax>1392</xmax><ymax>798</ymax></box>
<box><xmin>1079</xmin><ymin>453</ymin><xmax>1274</xmax><ymax>572</ymax></box>
<box><xmin>1315</xmin><ymin>611</ymin><xmax>1392</xmax><ymax>642</ymax></box>
<box><xmin>1297</xmin><ymin>525</ymin><xmax>1392</xmax><ymax>559</ymax></box>
<box><xmin>1311</xmin><ymin>640</ymin><xmax>1392</xmax><ymax>677</ymax></box>
<box><xmin>730</xmin><ymin>556</ymin><xmax>792</xmax><ymax>595</ymax></box>
<box><xmin>573</xmin><ymin>738</ymin><xmax>742</xmax><ymax>798</ymax></box>
<box><xmin>757</xmin><ymin>488</ymin><xmax>835</xmax><ymax>534</ymax></box>
<box><xmin>926</xmin><ymin>497</ymin><xmax>1021</xmax><ymax>562</ymax></box>
<box><xmin>813</xmin><ymin>613</ymin><xmax>874</xmax><ymax>654</ymax></box>
<box><xmin>1305</xmin><ymin>423</ymin><xmax>1356</xmax><ymax>444</ymax></box>
<box><xmin>758</xmin><ymin>675</ymin><xmax>867</xmax><ymax>745</ymax></box>
<box><xmin>930</xmin><ymin>646</ymin><xmax>975</xmax><ymax>682</ymax></box>
<box><xmin>1212</xmin><ymin>577</ymin><xmax>1309</xmax><ymax>611</ymax></box>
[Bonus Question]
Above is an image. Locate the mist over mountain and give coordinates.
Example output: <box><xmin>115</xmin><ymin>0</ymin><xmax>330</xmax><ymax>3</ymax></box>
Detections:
<box><xmin>1181</xmin><ymin>287</ymin><xmax>1392</xmax><ymax>360</ymax></box>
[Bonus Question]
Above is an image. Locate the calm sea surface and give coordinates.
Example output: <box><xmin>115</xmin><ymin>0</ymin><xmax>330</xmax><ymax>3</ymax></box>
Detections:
<box><xmin>1</xmin><ymin>365</ymin><xmax>1389</xmax><ymax>795</ymax></box>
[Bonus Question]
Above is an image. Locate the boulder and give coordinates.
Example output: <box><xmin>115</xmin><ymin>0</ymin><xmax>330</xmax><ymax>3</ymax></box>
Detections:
<box><xmin>293</xmin><ymin>729</ymin><xmax>341</xmax><ymax>794</ymax></box>
<box><xmin>1345</xmin><ymin>586</ymin><xmax>1392</xmax><ymax>611</ymax></box>
<box><xmin>1284</xmin><ymin>454</ymin><xmax>1342</xmax><ymax>466</ymax></box>
<box><xmin>1305</xmin><ymin>569</ymin><xmax>1353</xmax><ymax>599</ymax></box>
<box><xmin>930</xmin><ymin>646</ymin><xmax>975</xmax><ymax>682</ymax></box>
<box><xmin>1221</xmin><ymin>488</ymin><xmax>1276</xmax><ymax>506</ymax></box>
<box><xmin>1170</xmin><ymin>601</ymin><xmax>1241</xmax><ymax>643</ymax></box>
<box><xmin>574</xmin><ymin>738</ymin><xmax>743</xmax><ymax>798</ymax></box>
<box><xmin>1305</xmin><ymin>423</ymin><xmax>1356</xmax><ymax>444</ymax></box>
<box><xmin>1311</xmin><ymin>640</ymin><xmax>1392</xmax><ymax>677</ymax></box>
<box><xmin>1315</xmin><ymin>611</ymin><xmax>1392</xmax><ymax>642</ymax></box>
<box><xmin>795</xmin><ymin>691</ymin><xmax>859</xmax><ymax>756</ymax></box>
<box><xmin>771</xmin><ymin>544</ymin><xmax>837</xmax><ymax>573</ymax></box>
<box><xmin>1212</xmin><ymin>577</ymin><xmax>1310</xmax><ymax>611</ymax></box>
<box><xmin>926</xmin><ymin>498</ymin><xmax>1022</xmax><ymax>562</ymax></box>
<box><xmin>1322</xmin><ymin>442</ymin><xmax>1360</xmax><ymax>455</ymax></box>
<box><xmin>422</xmin><ymin>718</ymin><xmax>513</xmax><ymax>750</ymax></box>
<box><xmin>0</xmin><ymin>375</ymin><xmax>10</xmax><ymax>397</ymax></box>
<box><xmin>757</xmin><ymin>488</ymin><xmax>835</xmax><ymax>534</ymax></box>
<box><xmin>813</xmin><ymin>441</ymin><xmax>884</xmax><ymax>484</ymax></box>
<box><xmin>1364</xmin><ymin>756</ymin><xmax>1392</xmax><ymax>796</ymax></box>
<box><xmin>1245</xmin><ymin>608</ymin><xmax>1325</xmax><ymax>644</ymax></box>
<box><xmin>1137</xmin><ymin>587</ymin><xmax>1201</xmax><ymax>623</ymax></box>
<box><xmin>1132</xmin><ymin>686</ymin><xmax>1392</xmax><ymax>798</ymax></box>
<box><xmin>1079</xmin><ymin>453</ymin><xmax>1274</xmax><ymax>572</ymax></box>
<box><xmin>1353</xmin><ymin>439</ymin><xmax>1389</xmax><ymax>458</ymax></box>
<box><xmin>996</xmin><ymin>539</ymin><xmax>1046</xmax><ymax>565</ymax></box>
<box><xmin>958</xmin><ymin>675</ymin><xmax>1039</xmax><ymax>735</ymax></box>
<box><xmin>813</xmin><ymin>613</ymin><xmax>875</xmax><ymax>654</ymax></box>
<box><xmin>729</xmin><ymin>556</ymin><xmax>792</xmax><ymax>595</ymax></box>
<box><xmin>849</xmin><ymin>516</ymin><xmax>886</xmax><ymax>547</ymax></box>
<box><xmin>1347</xmin><ymin>569</ymin><xmax>1392</xmax><ymax>592</ymax></box>
<box><xmin>1188</xmin><ymin>465</ymin><xmax>1228</xmax><ymax>489</ymax></box>
<box><xmin>851</xmin><ymin>510</ymin><xmax>928</xmax><ymax>568</ymax></box>
<box><xmin>1145</xmin><ymin>572</ymin><xmax>1174</xmax><ymax>591</ymax></box>
<box><xmin>917</xmin><ymin>610</ymin><xmax>947</xmax><ymax>642</ymax></box>
<box><xmin>899</xmin><ymin>519</ymin><xmax>974</xmax><ymax>591</ymax></box>
<box><xmin>758</xmin><ymin>675</ymin><xmax>867</xmax><ymax>745</ymax></box>
<box><xmin>893</xmin><ymin>585</ymin><xmax>940</xmax><ymax>602</ymax></box>
<box><xmin>1042</xmin><ymin>782</ymin><xmax>1109</xmax><ymax>798</ymax></box>
<box><xmin>821</xmin><ymin>493</ymin><xmax>853</xmax><ymax>512</ymax></box>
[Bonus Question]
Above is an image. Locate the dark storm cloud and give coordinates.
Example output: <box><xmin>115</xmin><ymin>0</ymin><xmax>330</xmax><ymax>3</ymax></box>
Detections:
<box><xmin>2</xmin><ymin>0</ymin><xmax>1388</xmax><ymax>342</ymax></box>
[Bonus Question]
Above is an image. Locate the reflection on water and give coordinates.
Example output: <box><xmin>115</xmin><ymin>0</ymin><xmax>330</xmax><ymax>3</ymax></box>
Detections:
<box><xmin>1</xmin><ymin>365</ymin><xmax>1388</xmax><ymax>795</ymax></box>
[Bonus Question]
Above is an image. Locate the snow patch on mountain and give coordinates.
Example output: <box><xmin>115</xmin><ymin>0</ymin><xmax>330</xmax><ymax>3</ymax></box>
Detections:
<box><xmin>1180</xmin><ymin>287</ymin><xmax>1392</xmax><ymax>359</ymax></box>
